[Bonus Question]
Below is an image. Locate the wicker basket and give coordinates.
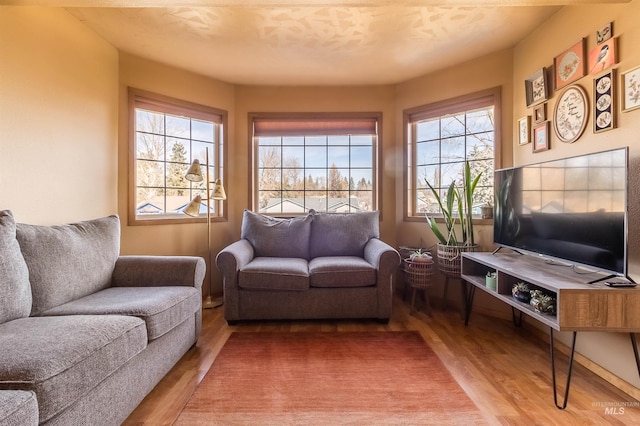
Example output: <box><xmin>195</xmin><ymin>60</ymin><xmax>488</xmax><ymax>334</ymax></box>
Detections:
<box><xmin>403</xmin><ymin>258</ymin><xmax>435</xmax><ymax>289</ymax></box>
<box><xmin>436</xmin><ymin>243</ymin><xmax>478</xmax><ymax>278</ymax></box>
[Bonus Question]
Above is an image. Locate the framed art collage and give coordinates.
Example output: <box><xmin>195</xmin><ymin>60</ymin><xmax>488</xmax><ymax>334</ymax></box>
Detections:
<box><xmin>520</xmin><ymin>21</ymin><xmax>638</xmax><ymax>152</ymax></box>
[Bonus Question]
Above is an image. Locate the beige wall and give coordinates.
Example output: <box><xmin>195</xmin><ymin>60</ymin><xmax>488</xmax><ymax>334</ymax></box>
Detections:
<box><xmin>512</xmin><ymin>1</ymin><xmax>640</xmax><ymax>391</ymax></box>
<box><xmin>0</xmin><ymin>7</ymin><xmax>118</xmax><ymax>224</ymax></box>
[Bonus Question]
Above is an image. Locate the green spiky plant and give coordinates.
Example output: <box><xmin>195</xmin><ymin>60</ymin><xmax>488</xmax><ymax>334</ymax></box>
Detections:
<box><xmin>424</xmin><ymin>161</ymin><xmax>482</xmax><ymax>247</ymax></box>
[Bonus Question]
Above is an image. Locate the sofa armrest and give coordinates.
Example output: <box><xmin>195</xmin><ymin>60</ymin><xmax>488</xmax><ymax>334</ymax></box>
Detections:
<box><xmin>365</xmin><ymin>238</ymin><xmax>400</xmax><ymax>320</ymax></box>
<box><xmin>215</xmin><ymin>240</ymin><xmax>254</xmax><ymax>322</ymax></box>
<box><xmin>364</xmin><ymin>238</ymin><xmax>401</xmax><ymax>278</ymax></box>
<box><xmin>215</xmin><ymin>239</ymin><xmax>255</xmax><ymax>278</ymax></box>
<box><xmin>111</xmin><ymin>255</ymin><xmax>206</xmax><ymax>290</ymax></box>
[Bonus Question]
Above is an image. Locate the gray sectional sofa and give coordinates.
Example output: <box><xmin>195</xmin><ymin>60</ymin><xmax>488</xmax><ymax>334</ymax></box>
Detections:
<box><xmin>216</xmin><ymin>209</ymin><xmax>400</xmax><ymax>323</ymax></box>
<box><xmin>0</xmin><ymin>211</ymin><xmax>205</xmax><ymax>426</ymax></box>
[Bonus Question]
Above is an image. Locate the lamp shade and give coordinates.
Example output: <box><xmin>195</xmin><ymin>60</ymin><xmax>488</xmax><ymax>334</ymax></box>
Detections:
<box><xmin>183</xmin><ymin>195</ymin><xmax>202</xmax><ymax>217</ymax></box>
<box><xmin>185</xmin><ymin>159</ymin><xmax>204</xmax><ymax>182</ymax></box>
<box><xmin>211</xmin><ymin>179</ymin><xmax>227</xmax><ymax>200</ymax></box>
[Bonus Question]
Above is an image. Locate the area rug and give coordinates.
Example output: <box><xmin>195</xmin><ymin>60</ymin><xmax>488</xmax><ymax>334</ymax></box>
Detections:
<box><xmin>175</xmin><ymin>331</ymin><xmax>485</xmax><ymax>425</ymax></box>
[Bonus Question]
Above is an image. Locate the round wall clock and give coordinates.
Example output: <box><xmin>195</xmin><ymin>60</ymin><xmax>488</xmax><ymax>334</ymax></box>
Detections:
<box><xmin>553</xmin><ymin>85</ymin><xmax>588</xmax><ymax>143</ymax></box>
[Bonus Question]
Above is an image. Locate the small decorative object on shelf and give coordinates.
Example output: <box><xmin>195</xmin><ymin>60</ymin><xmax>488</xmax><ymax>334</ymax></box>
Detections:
<box><xmin>530</xmin><ymin>290</ymin><xmax>557</xmax><ymax>315</ymax></box>
<box><xmin>485</xmin><ymin>272</ymin><xmax>497</xmax><ymax>291</ymax></box>
<box><xmin>512</xmin><ymin>282</ymin><xmax>531</xmax><ymax>303</ymax></box>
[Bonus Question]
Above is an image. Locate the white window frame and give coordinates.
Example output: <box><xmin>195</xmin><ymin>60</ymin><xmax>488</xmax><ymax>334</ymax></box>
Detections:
<box><xmin>250</xmin><ymin>112</ymin><xmax>382</xmax><ymax>216</ymax></box>
<box><xmin>403</xmin><ymin>87</ymin><xmax>501</xmax><ymax>221</ymax></box>
<box><xmin>128</xmin><ymin>88</ymin><xmax>227</xmax><ymax>225</ymax></box>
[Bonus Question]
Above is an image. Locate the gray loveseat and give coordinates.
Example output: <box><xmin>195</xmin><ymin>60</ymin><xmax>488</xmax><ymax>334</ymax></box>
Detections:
<box><xmin>0</xmin><ymin>211</ymin><xmax>204</xmax><ymax>426</ymax></box>
<box><xmin>216</xmin><ymin>210</ymin><xmax>400</xmax><ymax>323</ymax></box>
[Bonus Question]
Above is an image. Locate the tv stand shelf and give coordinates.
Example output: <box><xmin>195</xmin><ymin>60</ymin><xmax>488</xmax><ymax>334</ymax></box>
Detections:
<box><xmin>461</xmin><ymin>252</ymin><xmax>640</xmax><ymax>409</ymax></box>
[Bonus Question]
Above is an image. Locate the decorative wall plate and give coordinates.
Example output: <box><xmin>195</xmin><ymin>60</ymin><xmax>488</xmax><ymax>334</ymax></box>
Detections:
<box><xmin>553</xmin><ymin>85</ymin><xmax>588</xmax><ymax>143</ymax></box>
<box><xmin>593</xmin><ymin>69</ymin><xmax>616</xmax><ymax>133</ymax></box>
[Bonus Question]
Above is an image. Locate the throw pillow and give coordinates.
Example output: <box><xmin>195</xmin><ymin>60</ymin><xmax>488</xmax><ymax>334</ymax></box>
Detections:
<box><xmin>309</xmin><ymin>210</ymin><xmax>380</xmax><ymax>258</ymax></box>
<box><xmin>16</xmin><ymin>215</ymin><xmax>120</xmax><ymax>316</ymax></box>
<box><xmin>0</xmin><ymin>210</ymin><xmax>32</xmax><ymax>323</ymax></box>
<box><xmin>240</xmin><ymin>210</ymin><xmax>312</xmax><ymax>259</ymax></box>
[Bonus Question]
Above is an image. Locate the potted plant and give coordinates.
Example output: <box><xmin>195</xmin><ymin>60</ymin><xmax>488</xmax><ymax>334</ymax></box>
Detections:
<box><xmin>408</xmin><ymin>248</ymin><xmax>433</xmax><ymax>263</ymax></box>
<box><xmin>529</xmin><ymin>290</ymin><xmax>556</xmax><ymax>315</ymax></box>
<box><xmin>424</xmin><ymin>161</ymin><xmax>482</xmax><ymax>277</ymax></box>
<box><xmin>512</xmin><ymin>281</ymin><xmax>531</xmax><ymax>303</ymax></box>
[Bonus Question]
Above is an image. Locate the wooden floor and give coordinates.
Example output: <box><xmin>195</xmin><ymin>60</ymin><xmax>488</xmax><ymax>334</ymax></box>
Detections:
<box><xmin>123</xmin><ymin>294</ymin><xmax>640</xmax><ymax>425</ymax></box>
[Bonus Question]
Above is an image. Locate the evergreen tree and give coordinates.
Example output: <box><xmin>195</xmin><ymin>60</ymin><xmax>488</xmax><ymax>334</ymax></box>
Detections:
<box><xmin>306</xmin><ymin>174</ymin><xmax>317</xmax><ymax>190</ymax></box>
<box><xmin>167</xmin><ymin>142</ymin><xmax>188</xmax><ymax>196</ymax></box>
<box><xmin>328</xmin><ymin>164</ymin><xmax>346</xmax><ymax>197</ymax></box>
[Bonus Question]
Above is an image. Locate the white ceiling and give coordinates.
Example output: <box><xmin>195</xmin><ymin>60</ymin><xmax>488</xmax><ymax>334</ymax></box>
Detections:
<box><xmin>10</xmin><ymin>1</ymin><xmax>630</xmax><ymax>86</ymax></box>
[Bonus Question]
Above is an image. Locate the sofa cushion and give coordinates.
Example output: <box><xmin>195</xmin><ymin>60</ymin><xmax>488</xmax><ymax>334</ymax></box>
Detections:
<box><xmin>239</xmin><ymin>257</ymin><xmax>309</xmax><ymax>291</ymax></box>
<box><xmin>0</xmin><ymin>315</ymin><xmax>146</xmax><ymax>423</ymax></box>
<box><xmin>309</xmin><ymin>210</ymin><xmax>380</xmax><ymax>258</ymax></box>
<box><xmin>16</xmin><ymin>215</ymin><xmax>120</xmax><ymax>316</ymax></box>
<box><xmin>0</xmin><ymin>390</ymin><xmax>38</xmax><ymax>426</ymax></box>
<box><xmin>240</xmin><ymin>210</ymin><xmax>312</xmax><ymax>259</ymax></box>
<box><xmin>40</xmin><ymin>286</ymin><xmax>200</xmax><ymax>341</ymax></box>
<box><xmin>0</xmin><ymin>211</ymin><xmax>32</xmax><ymax>324</ymax></box>
<box><xmin>309</xmin><ymin>256</ymin><xmax>377</xmax><ymax>288</ymax></box>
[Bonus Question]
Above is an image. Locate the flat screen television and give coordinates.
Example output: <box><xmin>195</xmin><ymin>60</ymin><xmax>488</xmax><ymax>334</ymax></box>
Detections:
<box><xmin>493</xmin><ymin>147</ymin><xmax>628</xmax><ymax>278</ymax></box>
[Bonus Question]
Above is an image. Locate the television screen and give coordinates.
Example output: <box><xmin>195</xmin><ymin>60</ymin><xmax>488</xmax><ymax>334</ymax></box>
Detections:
<box><xmin>494</xmin><ymin>148</ymin><xmax>628</xmax><ymax>276</ymax></box>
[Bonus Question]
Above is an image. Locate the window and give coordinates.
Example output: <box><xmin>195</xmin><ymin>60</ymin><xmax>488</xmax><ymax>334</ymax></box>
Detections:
<box><xmin>129</xmin><ymin>89</ymin><xmax>226</xmax><ymax>224</ymax></box>
<box><xmin>251</xmin><ymin>113</ymin><xmax>380</xmax><ymax>215</ymax></box>
<box><xmin>404</xmin><ymin>88</ymin><xmax>500</xmax><ymax>220</ymax></box>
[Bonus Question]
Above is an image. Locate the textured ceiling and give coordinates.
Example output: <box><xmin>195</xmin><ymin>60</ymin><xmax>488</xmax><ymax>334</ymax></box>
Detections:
<box><xmin>28</xmin><ymin>1</ymin><xmax>606</xmax><ymax>85</ymax></box>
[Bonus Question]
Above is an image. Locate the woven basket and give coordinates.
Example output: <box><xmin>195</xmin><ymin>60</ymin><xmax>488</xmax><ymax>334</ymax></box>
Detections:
<box><xmin>403</xmin><ymin>258</ymin><xmax>435</xmax><ymax>289</ymax></box>
<box><xmin>436</xmin><ymin>243</ymin><xmax>478</xmax><ymax>278</ymax></box>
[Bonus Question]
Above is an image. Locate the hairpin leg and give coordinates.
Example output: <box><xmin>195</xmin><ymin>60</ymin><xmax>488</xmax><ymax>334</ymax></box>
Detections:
<box><xmin>630</xmin><ymin>333</ymin><xmax>640</xmax><ymax>379</ymax></box>
<box><xmin>463</xmin><ymin>283</ymin><xmax>476</xmax><ymax>326</ymax></box>
<box><xmin>550</xmin><ymin>328</ymin><xmax>577</xmax><ymax>410</ymax></box>
<box><xmin>512</xmin><ymin>308</ymin><xmax>523</xmax><ymax>327</ymax></box>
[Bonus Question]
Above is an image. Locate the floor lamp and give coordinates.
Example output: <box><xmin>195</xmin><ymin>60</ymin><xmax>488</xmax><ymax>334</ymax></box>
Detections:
<box><xmin>183</xmin><ymin>148</ymin><xmax>226</xmax><ymax>309</ymax></box>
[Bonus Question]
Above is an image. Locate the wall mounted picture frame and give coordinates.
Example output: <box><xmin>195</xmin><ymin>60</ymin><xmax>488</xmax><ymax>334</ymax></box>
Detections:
<box><xmin>621</xmin><ymin>65</ymin><xmax>640</xmax><ymax>112</ymax></box>
<box><xmin>554</xmin><ymin>39</ymin><xmax>586</xmax><ymax>90</ymax></box>
<box><xmin>525</xmin><ymin>68</ymin><xmax>548</xmax><ymax>107</ymax></box>
<box><xmin>518</xmin><ymin>116</ymin><xmax>531</xmax><ymax>145</ymax></box>
<box><xmin>534</xmin><ymin>103</ymin><xmax>546</xmax><ymax>124</ymax></box>
<box><xmin>588</xmin><ymin>37</ymin><xmax>617</xmax><ymax>75</ymax></box>
<box><xmin>533</xmin><ymin>121</ymin><xmax>550</xmax><ymax>153</ymax></box>
<box><xmin>553</xmin><ymin>84</ymin><xmax>588</xmax><ymax>144</ymax></box>
<box><xmin>596</xmin><ymin>22</ymin><xmax>613</xmax><ymax>44</ymax></box>
<box><xmin>593</xmin><ymin>69</ymin><xmax>615</xmax><ymax>133</ymax></box>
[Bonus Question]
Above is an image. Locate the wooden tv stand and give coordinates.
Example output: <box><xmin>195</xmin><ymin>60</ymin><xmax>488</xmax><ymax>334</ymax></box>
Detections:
<box><xmin>461</xmin><ymin>251</ymin><xmax>640</xmax><ymax>409</ymax></box>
